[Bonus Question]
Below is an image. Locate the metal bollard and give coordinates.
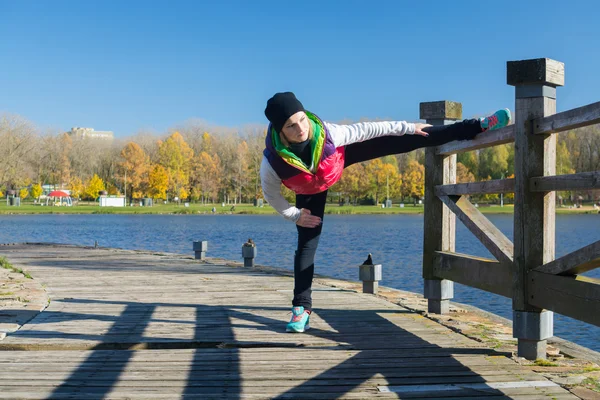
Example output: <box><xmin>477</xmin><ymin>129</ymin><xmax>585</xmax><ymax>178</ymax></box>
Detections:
<box><xmin>193</xmin><ymin>241</ymin><xmax>208</xmax><ymax>260</ymax></box>
<box><xmin>242</xmin><ymin>239</ymin><xmax>257</xmax><ymax>267</ymax></box>
<box><xmin>359</xmin><ymin>253</ymin><xmax>382</xmax><ymax>294</ymax></box>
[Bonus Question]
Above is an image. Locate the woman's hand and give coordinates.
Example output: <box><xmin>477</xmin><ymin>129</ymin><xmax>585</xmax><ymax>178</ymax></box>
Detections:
<box><xmin>296</xmin><ymin>208</ymin><xmax>321</xmax><ymax>228</ymax></box>
<box><xmin>414</xmin><ymin>123</ymin><xmax>432</xmax><ymax>137</ymax></box>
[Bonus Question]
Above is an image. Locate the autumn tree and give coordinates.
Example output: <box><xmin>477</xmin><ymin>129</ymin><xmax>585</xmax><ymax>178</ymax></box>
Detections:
<box><xmin>31</xmin><ymin>183</ymin><xmax>43</xmax><ymax>200</ymax></box>
<box><xmin>148</xmin><ymin>165</ymin><xmax>169</xmax><ymax>200</ymax></box>
<box><xmin>191</xmin><ymin>152</ymin><xmax>222</xmax><ymax>203</ymax></box>
<box><xmin>119</xmin><ymin>142</ymin><xmax>150</xmax><ymax>201</ymax></box>
<box><xmin>158</xmin><ymin>132</ymin><xmax>194</xmax><ymax>201</ymax></box>
<box><xmin>457</xmin><ymin>162</ymin><xmax>475</xmax><ymax>183</ymax></box>
<box><xmin>215</xmin><ymin>134</ymin><xmax>238</xmax><ymax>204</ymax></box>
<box><xmin>244</xmin><ymin>128</ymin><xmax>266</xmax><ymax>200</ymax></box>
<box><xmin>84</xmin><ymin>174</ymin><xmax>105</xmax><ymax>201</ymax></box>
<box><xmin>365</xmin><ymin>159</ymin><xmax>400</xmax><ymax>204</ymax></box>
<box><xmin>331</xmin><ymin>163</ymin><xmax>370</xmax><ymax>205</ymax></box>
<box><xmin>233</xmin><ymin>141</ymin><xmax>250</xmax><ymax>203</ymax></box>
<box><xmin>58</xmin><ymin>133</ymin><xmax>72</xmax><ymax>187</ymax></box>
<box><xmin>69</xmin><ymin>177</ymin><xmax>85</xmax><ymax>200</ymax></box>
<box><xmin>0</xmin><ymin>114</ymin><xmax>37</xmax><ymax>189</ymax></box>
<box><xmin>401</xmin><ymin>160</ymin><xmax>425</xmax><ymax>205</ymax></box>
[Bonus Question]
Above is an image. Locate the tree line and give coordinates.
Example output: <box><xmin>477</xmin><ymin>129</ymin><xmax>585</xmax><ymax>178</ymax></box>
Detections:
<box><xmin>1</xmin><ymin>113</ymin><xmax>598</xmax><ymax>205</ymax></box>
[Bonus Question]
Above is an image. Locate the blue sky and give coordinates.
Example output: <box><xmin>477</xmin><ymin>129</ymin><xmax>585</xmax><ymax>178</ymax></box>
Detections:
<box><xmin>1</xmin><ymin>0</ymin><xmax>599</xmax><ymax>137</ymax></box>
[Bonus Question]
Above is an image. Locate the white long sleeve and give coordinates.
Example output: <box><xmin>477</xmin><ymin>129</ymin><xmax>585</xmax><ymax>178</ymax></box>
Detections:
<box><xmin>260</xmin><ymin>119</ymin><xmax>415</xmax><ymax>222</ymax></box>
<box><xmin>325</xmin><ymin>120</ymin><xmax>415</xmax><ymax>148</ymax></box>
<box><xmin>260</xmin><ymin>156</ymin><xmax>301</xmax><ymax>222</ymax></box>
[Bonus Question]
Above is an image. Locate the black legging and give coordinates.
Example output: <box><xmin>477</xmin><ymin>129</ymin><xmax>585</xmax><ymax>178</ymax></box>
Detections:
<box><xmin>292</xmin><ymin>119</ymin><xmax>482</xmax><ymax>311</ymax></box>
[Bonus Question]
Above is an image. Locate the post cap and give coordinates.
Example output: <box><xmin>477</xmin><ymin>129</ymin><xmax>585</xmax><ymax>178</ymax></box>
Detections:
<box><xmin>420</xmin><ymin>101</ymin><xmax>462</xmax><ymax>121</ymax></box>
<box><xmin>507</xmin><ymin>58</ymin><xmax>564</xmax><ymax>87</ymax></box>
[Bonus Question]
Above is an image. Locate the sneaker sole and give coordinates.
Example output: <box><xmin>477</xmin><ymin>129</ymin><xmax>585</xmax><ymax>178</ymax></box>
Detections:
<box><xmin>286</xmin><ymin>324</ymin><xmax>310</xmax><ymax>333</ymax></box>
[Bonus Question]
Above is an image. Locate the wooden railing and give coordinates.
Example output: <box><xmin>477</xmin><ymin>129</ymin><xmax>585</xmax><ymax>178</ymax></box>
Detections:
<box><xmin>422</xmin><ymin>58</ymin><xmax>600</xmax><ymax>360</ymax></box>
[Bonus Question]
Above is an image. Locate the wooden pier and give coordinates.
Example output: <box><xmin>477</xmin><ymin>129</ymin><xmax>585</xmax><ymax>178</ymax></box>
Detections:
<box><xmin>0</xmin><ymin>244</ymin><xmax>584</xmax><ymax>399</ymax></box>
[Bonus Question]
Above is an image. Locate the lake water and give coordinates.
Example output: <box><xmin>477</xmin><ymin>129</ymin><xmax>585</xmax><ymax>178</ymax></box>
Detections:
<box><xmin>0</xmin><ymin>213</ymin><xmax>598</xmax><ymax>352</ymax></box>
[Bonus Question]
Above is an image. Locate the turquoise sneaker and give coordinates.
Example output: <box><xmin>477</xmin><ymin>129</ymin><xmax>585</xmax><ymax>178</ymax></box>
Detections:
<box><xmin>481</xmin><ymin>108</ymin><xmax>511</xmax><ymax>131</ymax></box>
<box><xmin>286</xmin><ymin>306</ymin><xmax>310</xmax><ymax>333</ymax></box>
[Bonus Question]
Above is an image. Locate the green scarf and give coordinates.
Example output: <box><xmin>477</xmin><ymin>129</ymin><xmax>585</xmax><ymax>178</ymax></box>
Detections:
<box><xmin>271</xmin><ymin>111</ymin><xmax>326</xmax><ymax>174</ymax></box>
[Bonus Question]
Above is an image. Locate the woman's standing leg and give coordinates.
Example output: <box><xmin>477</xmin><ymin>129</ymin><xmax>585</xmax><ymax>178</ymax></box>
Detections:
<box><xmin>293</xmin><ymin>190</ymin><xmax>328</xmax><ymax>312</ymax></box>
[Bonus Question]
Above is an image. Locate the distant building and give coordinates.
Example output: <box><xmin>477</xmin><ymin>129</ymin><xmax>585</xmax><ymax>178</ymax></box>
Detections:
<box><xmin>68</xmin><ymin>127</ymin><xmax>114</xmax><ymax>140</ymax></box>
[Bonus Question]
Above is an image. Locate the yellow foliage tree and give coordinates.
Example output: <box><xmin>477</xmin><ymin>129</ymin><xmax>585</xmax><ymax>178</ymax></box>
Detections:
<box><xmin>401</xmin><ymin>160</ymin><xmax>425</xmax><ymax>205</ymax></box>
<box><xmin>148</xmin><ymin>165</ymin><xmax>169</xmax><ymax>199</ymax></box>
<box><xmin>120</xmin><ymin>142</ymin><xmax>150</xmax><ymax>201</ymax></box>
<box><xmin>31</xmin><ymin>183</ymin><xmax>43</xmax><ymax>200</ymax></box>
<box><xmin>158</xmin><ymin>132</ymin><xmax>194</xmax><ymax>199</ymax></box>
<box><xmin>69</xmin><ymin>177</ymin><xmax>85</xmax><ymax>199</ymax></box>
<box><xmin>58</xmin><ymin>133</ymin><xmax>72</xmax><ymax>187</ymax></box>
<box><xmin>192</xmin><ymin>152</ymin><xmax>222</xmax><ymax>203</ymax></box>
<box><xmin>504</xmin><ymin>174</ymin><xmax>515</xmax><ymax>202</ymax></box>
<box><xmin>178</xmin><ymin>187</ymin><xmax>189</xmax><ymax>201</ymax></box>
<box><xmin>479</xmin><ymin>176</ymin><xmax>499</xmax><ymax>203</ymax></box>
<box><xmin>19</xmin><ymin>188</ymin><xmax>29</xmax><ymax>199</ymax></box>
<box><xmin>201</xmin><ymin>132</ymin><xmax>213</xmax><ymax>154</ymax></box>
<box><xmin>106</xmin><ymin>182</ymin><xmax>120</xmax><ymax>196</ymax></box>
<box><xmin>85</xmin><ymin>174</ymin><xmax>105</xmax><ymax>201</ymax></box>
<box><xmin>365</xmin><ymin>159</ymin><xmax>400</xmax><ymax>204</ymax></box>
<box><xmin>457</xmin><ymin>162</ymin><xmax>475</xmax><ymax>183</ymax></box>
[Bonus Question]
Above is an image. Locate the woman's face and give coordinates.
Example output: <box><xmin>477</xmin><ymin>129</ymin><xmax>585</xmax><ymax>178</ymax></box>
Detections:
<box><xmin>281</xmin><ymin>111</ymin><xmax>310</xmax><ymax>143</ymax></box>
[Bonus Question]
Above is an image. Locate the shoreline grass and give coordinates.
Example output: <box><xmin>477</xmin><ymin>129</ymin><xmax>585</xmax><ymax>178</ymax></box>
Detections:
<box><xmin>0</xmin><ymin>203</ymin><xmax>597</xmax><ymax>216</ymax></box>
<box><xmin>0</xmin><ymin>256</ymin><xmax>32</xmax><ymax>279</ymax></box>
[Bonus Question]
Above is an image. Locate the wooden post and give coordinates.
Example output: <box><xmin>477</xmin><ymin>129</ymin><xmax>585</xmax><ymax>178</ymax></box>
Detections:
<box><xmin>422</xmin><ymin>101</ymin><xmax>460</xmax><ymax>314</ymax></box>
<box><xmin>242</xmin><ymin>239</ymin><xmax>257</xmax><ymax>268</ymax></box>
<box><xmin>508</xmin><ymin>58</ymin><xmax>564</xmax><ymax>360</ymax></box>
<box><xmin>359</xmin><ymin>263</ymin><xmax>382</xmax><ymax>294</ymax></box>
<box><xmin>193</xmin><ymin>241</ymin><xmax>208</xmax><ymax>260</ymax></box>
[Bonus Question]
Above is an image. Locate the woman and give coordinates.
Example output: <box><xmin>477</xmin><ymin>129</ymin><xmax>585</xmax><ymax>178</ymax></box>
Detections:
<box><xmin>260</xmin><ymin>92</ymin><xmax>510</xmax><ymax>333</ymax></box>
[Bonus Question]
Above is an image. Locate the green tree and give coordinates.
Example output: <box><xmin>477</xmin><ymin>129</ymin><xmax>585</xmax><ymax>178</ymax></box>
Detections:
<box><xmin>479</xmin><ymin>145</ymin><xmax>509</xmax><ymax>180</ymax></box>
<box><xmin>557</xmin><ymin>140</ymin><xmax>575</xmax><ymax>205</ymax></box>
<box><xmin>457</xmin><ymin>151</ymin><xmax>479</xmax><ymax>180</ymax></box>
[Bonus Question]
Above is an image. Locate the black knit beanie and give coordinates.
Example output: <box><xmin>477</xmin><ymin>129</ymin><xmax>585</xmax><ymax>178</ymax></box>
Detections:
<box><xmin>264</xmin><ymin>92</ymin><xmax>305</xmax><ymax>133</ymax></box>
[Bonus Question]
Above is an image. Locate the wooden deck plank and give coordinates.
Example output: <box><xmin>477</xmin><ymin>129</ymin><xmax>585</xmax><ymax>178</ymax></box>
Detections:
<box><xmin>0</xmin><ymin>244</ymin><xmax>578</xmax><ymax>400</ymax></box>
